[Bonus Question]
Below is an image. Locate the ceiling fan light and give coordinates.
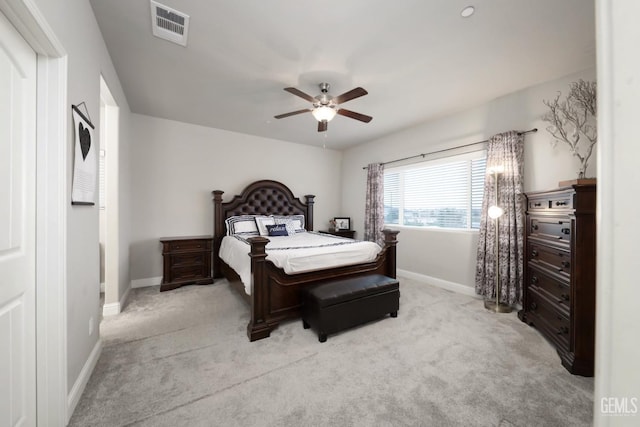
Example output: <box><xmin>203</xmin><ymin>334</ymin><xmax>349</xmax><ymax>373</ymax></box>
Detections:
<box><xmin>312</xmin><ymin>106</ymin><xmax>337</xmax><ymax>122</ymax></box>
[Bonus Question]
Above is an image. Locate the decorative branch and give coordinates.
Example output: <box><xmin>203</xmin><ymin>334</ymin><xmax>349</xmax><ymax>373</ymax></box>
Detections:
<box><xmin>542</xmin><ymin>79</ymin><xmax>597</xmax><ymax>178</ymax></box>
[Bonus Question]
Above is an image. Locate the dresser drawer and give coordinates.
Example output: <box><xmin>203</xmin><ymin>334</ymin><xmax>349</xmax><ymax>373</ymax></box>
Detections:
<box><xmin>168</xmin><ymin>239</ymin><xmax>212</xmax><ymax>252</ymax></box>
<box><xmin>528</xmin><ymin>216</ymin><xmax>572</xmax><ymax>246</ymax></box>
<box><xmin>527</xmin><ymin>265</ymin><xmax>570</xmax><ymax>312</ymax></box>
<box><xmin>528</xmin><ymin>242</ymin><xmax>571</xmax><ymax>277</ymax></box>
<box><xmin>528</xmin><ymin>190</ymin><xmax>573</xmax><ymax>211</ymax></box>
<box><xmin>169</xmin><ymin>265</ymin><xmax>208</xmax><ymax>282</ymax></box>
<box><xmin>525</xmin><ymin>289</ymin><xmax>570</xmax><ymax>351</ymax></box>
<box><xmin>169</xmin><ymin>252</ymin><xmax>206</xmax><ymax>268</ymax></box>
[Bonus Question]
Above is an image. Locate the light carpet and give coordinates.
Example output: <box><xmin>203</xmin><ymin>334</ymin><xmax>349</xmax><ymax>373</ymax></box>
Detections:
<box><xmin>68</xmin><ymin>277</ymin><xmax>593</xmax><ymax>426</ymax></box>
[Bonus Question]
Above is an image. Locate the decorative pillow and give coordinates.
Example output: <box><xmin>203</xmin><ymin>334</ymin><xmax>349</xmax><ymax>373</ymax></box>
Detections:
<box><xmin>225</xmin><ymin>215</ymin><xmax>259</xmax><ymax>235</ymax></box>
<box><xmin>274</xmin><ymin>218</ymin><xmax>297</xmax><ymax>236</ymax></box>
<box><xmin>266</xmin><ymin>223</ymin><xmax>288</xmax><ymax>236</ymax></box>
<box><xmin>255</xmin><ymin>215</ymin><xmax>276</xmax><ymax>236</ymax></box>
<box><xmin>274</xmin><ymin>214</ymin><xmax>305</xmax><ymax>232</ymax></box>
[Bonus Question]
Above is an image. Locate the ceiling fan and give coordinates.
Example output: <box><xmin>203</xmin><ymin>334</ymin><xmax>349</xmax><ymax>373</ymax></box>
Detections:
<box><xmin>274</xmin><ymin>83</ymin><xmax>373</xmax><ymax>132</ymax></box>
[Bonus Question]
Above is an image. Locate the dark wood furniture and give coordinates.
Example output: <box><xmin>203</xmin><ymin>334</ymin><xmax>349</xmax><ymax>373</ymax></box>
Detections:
<box><xmin>212</xmin><ymin>179</ymin><xmax>399</xmax><ymax>342</ymax></box>
<box><xmin>160</xmin><ymin>236</ymin><xmax>213</xmax><ymax>292</ymax></box>
<box><xmin>301</xmin><ymin>274</ymin><xmax>399</xmax><ymax>342</ymax></box>
<box><xmin>319</xmin><ymin>229</ymin><xmax>356</xmax><ymax>239</ymax></box>
<box><xmin>518</xmin><ymin>182</ymin><xmax>596</xmax><ymax>376</ymax></box>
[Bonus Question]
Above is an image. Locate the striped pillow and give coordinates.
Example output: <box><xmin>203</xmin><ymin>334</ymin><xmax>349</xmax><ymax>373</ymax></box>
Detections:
<box><xmin>225</xmin><ymin>215</ymin><xmax>259</xmax><ymax>235</ymax></box>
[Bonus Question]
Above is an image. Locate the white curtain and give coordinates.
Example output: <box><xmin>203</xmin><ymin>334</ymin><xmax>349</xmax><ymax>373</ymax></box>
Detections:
<box><xmin>365</xmin><ymin>163</ymin><xmax>385</xmax><ymax>246</ymax></box>
<box><xmin>475</xmin><ymin>131</ymin><xmax>525</xmax><ymax>305</ymax></box>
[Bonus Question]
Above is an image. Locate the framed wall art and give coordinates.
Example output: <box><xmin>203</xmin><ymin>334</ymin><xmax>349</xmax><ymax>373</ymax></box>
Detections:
<box><xmin>71</xmin><ymin>103</ymin><xmax>96</xmax><ymax>205</ymax></box>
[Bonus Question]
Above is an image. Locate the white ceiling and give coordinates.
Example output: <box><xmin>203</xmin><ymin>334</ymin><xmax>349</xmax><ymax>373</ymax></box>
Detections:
<box><xmin>89</xmin><ymin>0</ymin><xmax>595</xmax><ymax>150</ymax></box>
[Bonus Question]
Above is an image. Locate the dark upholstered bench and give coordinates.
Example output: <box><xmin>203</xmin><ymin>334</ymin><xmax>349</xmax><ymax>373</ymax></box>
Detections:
<box><xmin>301</xmin><ymin>274</ymin><xmax>400</xmax><ymax>342</ymax></box>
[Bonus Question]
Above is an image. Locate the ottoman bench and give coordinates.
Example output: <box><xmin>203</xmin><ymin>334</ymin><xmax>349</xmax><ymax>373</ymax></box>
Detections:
<box><xmin>301</xmin><ymin>274</ymin><xmax>400</xmax><ymax>342</ymax></box>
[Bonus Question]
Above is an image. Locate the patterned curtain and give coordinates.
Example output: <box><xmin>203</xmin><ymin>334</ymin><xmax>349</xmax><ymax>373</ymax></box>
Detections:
<box><xmin>365</xmin><ymin>163</ymin><xmax>385</xmax><ymax>247</ymax></box>
<box><xmin>475</xmin><ymin>131</ymin><xmax>525</xmax><ymax>305</ymax></box>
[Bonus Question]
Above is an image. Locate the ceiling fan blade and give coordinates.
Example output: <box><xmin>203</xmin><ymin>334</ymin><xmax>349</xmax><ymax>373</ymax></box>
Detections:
<box><xmin>318</xmin><ymin>120</ymin><xmax>328</xmax><ymax>132</ymax></box>
<box><xmin>284</xmin><ymin>87</ymin><xmax>316</xmax><ymax>103</ymax></box>
<box><xmin>274</xmin><ymin>108</ymin><xmax>312</xmax><ymax>119</ymax></box>
<box><xmin>333</xmin><ymin>87</ymin><xmax>368</xmax><ymax>104</ymax></box>
<box><xmin>337</xmin><ymin>108</ymin><xmax>373</xmax><ymax>123</ymax></box>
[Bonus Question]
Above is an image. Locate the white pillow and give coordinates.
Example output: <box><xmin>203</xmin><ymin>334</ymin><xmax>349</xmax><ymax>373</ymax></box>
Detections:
<box><xmin>255</xmin><ymin>215</ymin><xmax>276</xmax><ymax>236</ymax></box>
<box><xmin>274</xmin><ymin>215</ymin><xmax>305</xmax><ymax>232</ymax></box>
<box><xmin>225</xmin><ymin>215</ymin><xmax>259</xmax><ymax>235</ymax></box>
<box><xmin>274</xmin><ymin>218</ymin><xmax>296</xmax><ymax>236</ymax></box>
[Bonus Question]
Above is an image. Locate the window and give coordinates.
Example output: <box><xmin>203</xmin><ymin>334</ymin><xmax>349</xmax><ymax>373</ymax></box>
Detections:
<box><xmin>384</xmin><ymin>151</ymin><xmax>486</xmax><ymax>230</ymax></box>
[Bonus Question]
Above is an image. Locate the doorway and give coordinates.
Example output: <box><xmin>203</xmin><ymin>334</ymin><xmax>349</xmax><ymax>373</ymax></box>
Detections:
<box><xmin>99</xmin><ymin>76</ymin><xmax>121</xmax><ymax>316</ymax></box>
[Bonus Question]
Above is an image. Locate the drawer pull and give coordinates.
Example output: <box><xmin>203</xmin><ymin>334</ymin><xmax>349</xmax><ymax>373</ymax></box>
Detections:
<box><xmin>559</xmin><ymin>294</ymin><xmax>570</xmax><ymax>302</ymax></box>
<box><xmin>534</xmin><ymin>202</ymin><xmax>542</xmax><ymax>207</ymax></box>
<box><xmin>532</xmin><ymin>224</ymin><xmax>539</xmax><ymax>230</ymax></box>
<box><xmin>557</xmin><ymin>326</ymin><xmax>569</xmax><ymax>335</ymax></box>
<box><xmin>561</xmin><ymin>228</ymin><xmax>570</xmax><ymax>235</ymax></box>
<box><xmin>531</xmin><ymin>250</ymin><xmax>538</xmax><ymax>257</ymax></box>
<box><xmin>561</xmin><ymin>261</ymin><xmax>570</xmax><ymax>268</ymax></box>
<box><xmin>531</xmin><ymin>276</ymin><xmax>538</xmax><ymax>284</ymax></box>
<box><xmin>529</xmin><ymin>302</ymin><xmax>537</xmax><ymax>311</ymax></box>
<box><xmin>555</xmin><ymin>201</ymin><xmax>567</xmax><ymax>206</ymax></box>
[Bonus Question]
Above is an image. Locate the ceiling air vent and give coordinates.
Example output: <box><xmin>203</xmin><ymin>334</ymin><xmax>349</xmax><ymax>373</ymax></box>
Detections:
<box><xmin>150</xmin><ymin>1</ymin><xmax>189</xmax><ymax>46</ymax></box>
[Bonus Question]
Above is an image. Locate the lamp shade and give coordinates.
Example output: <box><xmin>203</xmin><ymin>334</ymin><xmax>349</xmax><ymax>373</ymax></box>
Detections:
<box><xmin>488</xmin><ymin>205</ymin><xmax>504</xmax><ymax>219</ymax></box>
<box><xmin>312</xmin><ymin>106</ymin><xmax>337</xmax><ymax>122</ymax></box>
<box><xmin>486</xmin><ymin>165</ymin><xmax>505</xmax><ymax>175</ymax></box>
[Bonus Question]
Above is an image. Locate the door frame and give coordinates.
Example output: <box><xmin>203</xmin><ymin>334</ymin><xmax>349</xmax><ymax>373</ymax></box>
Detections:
<box><xmin>0</xmin><ymin>0</ymin><xmax>68</xmax><ymax>424</ymax></box>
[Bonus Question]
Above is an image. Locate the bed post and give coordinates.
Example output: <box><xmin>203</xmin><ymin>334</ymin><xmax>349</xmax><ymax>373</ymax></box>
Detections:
<box><xmin>212</xmin><ymin>190</ymin><xmax>225</xmax><ymax>278</ymax></box>
<box><xmin>247</xmin><ymin>236</ymin><xmax>273</xmax><ymax>341</ymax></box>
<box><xmin>304</xmin><ymin>194</ymin><xmax>315</xmax><ymax>231</ymax></box>
<box><xmin>382</xmin><ymin>229</ymin><xmax>399</xmax><ymax>279</ymax></box>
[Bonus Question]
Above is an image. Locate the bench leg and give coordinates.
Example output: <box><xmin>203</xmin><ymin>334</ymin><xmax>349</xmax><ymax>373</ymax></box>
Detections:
<box><xmin>302</xmin><ymin>320</ymin><xmax>310</xmax><ymax>329</ymax></box>
<box><xmin>390</xmin><ymin>311</ymin><xmax>398</xmax><ymax>318</ymax></box>
<box><xmin>318</xmin><ymin>332</ymin><xmax>327</xmax><ymax>343</ymax></box>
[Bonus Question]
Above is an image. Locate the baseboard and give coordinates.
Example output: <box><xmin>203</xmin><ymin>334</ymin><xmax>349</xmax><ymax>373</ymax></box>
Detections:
<box><xmin>102</xmin><ymin>283</ymin><xmax>131</xmax><ymax>317</ymax></box>
<box><xmin>102</xmin><ymin>301</ymin><xmax>120</xmax><ymax>316</ymax></box>
<box><xmin>131</xmin><ymin>276</ymin><xmax>162</xmax><ymax>288</ymax></box>
<box><xmin>397</xmin><ymin>269</ymin><xmax>481</xmax><ymax>299</ymax></box>
<box><xmin>67</xmin><ymin>338</ymin><xmax>102</xmax><ymax>424</ymax></box>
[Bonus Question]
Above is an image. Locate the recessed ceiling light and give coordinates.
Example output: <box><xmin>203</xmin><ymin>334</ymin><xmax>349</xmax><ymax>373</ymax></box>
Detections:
<box><xmin>461</xmin><ymin>6</ymin><xmax>475</xmax><ymax>18</ymax></box>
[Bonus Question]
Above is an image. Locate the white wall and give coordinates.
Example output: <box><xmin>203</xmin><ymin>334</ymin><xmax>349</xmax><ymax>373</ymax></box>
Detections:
<box><xmin>31</xmin><ymin>0</ymin><xmax>131</xmax><ymax>400</ymax></box>
<box><xmin>117</xmin><ymin>106</ymin><xmax>132</xmax><ymax>305</ymax></box>
<box><xmin>129</xmin><ymin>114</ymin><xmax>343</xmax><ymax>281</ymax></box>
<box><xmin>594</xmin><ymin>0</ymin><xmax>640</xmax><ymax>424</ymax></box>
<box><xmin>342</xmin><ymin>67</ymin><xmax>596</xmax><ymax>290</ymax></box>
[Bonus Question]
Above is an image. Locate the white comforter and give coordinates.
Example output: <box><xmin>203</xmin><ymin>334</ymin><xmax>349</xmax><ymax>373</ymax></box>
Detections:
<box><xmin>219</xmin><ymin>231</ymin><xmax>382</xmax><ymax>294</ymax></box>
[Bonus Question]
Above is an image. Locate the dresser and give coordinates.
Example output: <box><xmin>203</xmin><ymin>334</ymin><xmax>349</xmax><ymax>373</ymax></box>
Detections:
<box><xmin>160</xmin><ymin>236</ymin><xmax>213</xmax><ymax>292</ymax></box>
<box><xmin>518</xmin><ymin>182</ymin><xmax>596</xmax><ymax>376</ymax></box>
<box><xmin>319</xmin><ymin>229</ymin><xmax>356</xmax><ymax>239</ymax></box>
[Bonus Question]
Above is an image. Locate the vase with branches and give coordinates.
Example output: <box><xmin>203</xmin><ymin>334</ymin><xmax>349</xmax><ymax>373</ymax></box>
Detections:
<box><xmin>542</xmin><ymin>79</ymin><xmax>597</xmax><ymax>179</ymax></box>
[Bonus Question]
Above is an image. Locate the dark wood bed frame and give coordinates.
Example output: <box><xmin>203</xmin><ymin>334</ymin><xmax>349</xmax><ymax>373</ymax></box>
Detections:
<box><xmin>212</xmin><ymin>179</ymin><xmax>399</xmax><ymax>341</ymax></box>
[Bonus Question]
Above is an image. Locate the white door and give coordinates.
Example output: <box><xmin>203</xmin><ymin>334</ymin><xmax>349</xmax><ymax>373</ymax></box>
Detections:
<box><xmin>0</xmin><ymin>10</ymin><xmax>37</xmax><ymax>427</ymax></box>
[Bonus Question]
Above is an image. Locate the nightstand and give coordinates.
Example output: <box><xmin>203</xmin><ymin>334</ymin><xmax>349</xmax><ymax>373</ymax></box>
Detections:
<box><xmin>319</xmin><ymin>229</ymin><xmax>356</xmax><ymax>239</ymax></box>
<box><xmin>160</xmin><ymin>235</ymin><xmax>213</xmax><ymax>292</ymax></box>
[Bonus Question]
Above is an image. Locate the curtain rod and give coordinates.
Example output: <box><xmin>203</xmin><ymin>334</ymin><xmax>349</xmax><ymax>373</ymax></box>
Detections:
<box><xmin>362</xmin><ymin>128</ymin><xmax>538</xmax><ymax>169</ymax></box>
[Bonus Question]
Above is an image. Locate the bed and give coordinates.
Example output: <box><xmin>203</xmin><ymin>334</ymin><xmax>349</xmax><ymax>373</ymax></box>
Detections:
<box><xmin>212</xmin><ymin>179</ymin><xmax>399</xmax><ymax>341</ymax></box>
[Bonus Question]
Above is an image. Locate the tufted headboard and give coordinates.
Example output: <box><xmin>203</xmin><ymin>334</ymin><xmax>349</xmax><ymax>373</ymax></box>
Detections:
<box><xmin>212</xmin><ymin>180</ymin><xmax>315</xmax><ymax>276</ymax></box>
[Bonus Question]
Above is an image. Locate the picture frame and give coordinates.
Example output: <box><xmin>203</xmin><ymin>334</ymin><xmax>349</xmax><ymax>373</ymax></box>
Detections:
<box><xmin>334</xmin><ymin>217</ymin><xmax>351</xmax><ymax>230</ymax></box>
<box><xmin>71</xmin><ymin>104</ymin><xmax>96</xmax><ymax>205</ymax></box>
